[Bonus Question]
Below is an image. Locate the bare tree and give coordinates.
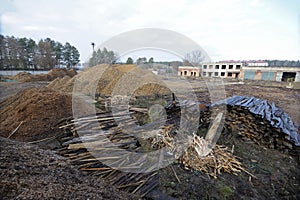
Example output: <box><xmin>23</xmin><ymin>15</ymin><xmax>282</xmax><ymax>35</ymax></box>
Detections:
<box><xmin>183</xmin><ymin>50</ymin><xmax>205</xmax><ymax>67</ymax></box>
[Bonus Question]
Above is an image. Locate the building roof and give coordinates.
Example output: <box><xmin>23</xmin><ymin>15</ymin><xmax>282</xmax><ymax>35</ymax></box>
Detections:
<box><xmin>178</xmin><ymin>66</ymin><xmax>200</xmax><ymax>69</ymax></box>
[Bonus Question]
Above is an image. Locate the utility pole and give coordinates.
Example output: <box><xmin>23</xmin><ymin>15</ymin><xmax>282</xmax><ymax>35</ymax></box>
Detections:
<box><xmin>91</xmin><ymin>42</ymin><xmax>95</xmax><ymax>52</ymax></box>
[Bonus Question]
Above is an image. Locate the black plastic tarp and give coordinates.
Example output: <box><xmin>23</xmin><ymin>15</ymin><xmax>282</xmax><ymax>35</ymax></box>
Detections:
<box><xmin>211</xmin><ymin>95</ymin><xmax>300</xmax><ymax>147</ymax></box>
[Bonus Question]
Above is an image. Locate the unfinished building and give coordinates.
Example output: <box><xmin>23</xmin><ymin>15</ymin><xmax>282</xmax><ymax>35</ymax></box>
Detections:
<box><xmin>201</xmin><ymin>62</ymin><xmax>242</xmax><ymax>79</ymax></box>
<box><xmin>177</xmin><ymin>61</ymin><xmax>300</xmax><ymax>82</ymax></box>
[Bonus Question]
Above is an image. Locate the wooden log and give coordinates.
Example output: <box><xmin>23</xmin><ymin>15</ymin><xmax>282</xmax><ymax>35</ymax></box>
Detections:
<box><xmin>205</xmin><ymin>112</ymin><xmax>224</xmax><ymax>147</ymax></box>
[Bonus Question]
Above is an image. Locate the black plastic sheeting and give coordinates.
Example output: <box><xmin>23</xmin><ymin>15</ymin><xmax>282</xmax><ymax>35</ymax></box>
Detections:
<box><xmin>211</xmin><ymin>95</ymin><xmax>300</xmax><ymax>147</ymax></box>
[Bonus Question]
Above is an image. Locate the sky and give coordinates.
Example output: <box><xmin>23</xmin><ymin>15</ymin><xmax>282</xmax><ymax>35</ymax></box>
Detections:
<box><xmin>0</xmin><ymin>0</ymin><xmax>299</xmax><ymax>62</ymax></box>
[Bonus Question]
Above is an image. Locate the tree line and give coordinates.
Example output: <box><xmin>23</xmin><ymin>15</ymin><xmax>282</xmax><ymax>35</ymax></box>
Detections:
<box><xmin>266</xmin><ymin>60</ymin><xmax>300</xmax><ymax>67</ymax></box>
<box><xmin>88</xmin><ymin>47</ymin><xmax>118</xmax><ymax>67</ymax></box>
<box><xmin>125</xmin><ymin>57</ymin><xmax>154</xmax><ymax>65</ymax></box>
<box><xmin>88</xmin><ymin>47</ymin><xmax>300</xmax><ymax>69</ymax></box>
<box><xmin>0</xmin><ymin>35</ymin><xmax>80</xmax><ymax>70</ymax></box>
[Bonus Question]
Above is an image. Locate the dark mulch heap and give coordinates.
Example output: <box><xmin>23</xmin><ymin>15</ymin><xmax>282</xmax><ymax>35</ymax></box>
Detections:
<box><xmin>0</xmin><ymin>137</ymin><xmax>138</xmax><ymax>200</ymax></box>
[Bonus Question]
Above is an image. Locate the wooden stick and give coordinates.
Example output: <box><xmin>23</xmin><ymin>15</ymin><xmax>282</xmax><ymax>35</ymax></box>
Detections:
<box><xmin>7</xmin><ymin>121</ymin><xmax>23</xmax><ymax>139</ymax></box>
<box><xmin>170</xmin><ymin>165</ymin><xmax>181</xmax><ymax>183</ymax></box>
<box><xmin>239</xmin><ymin>167</ymin><xmax>257</xmax><ymax>179</ymax></box>
<box><xmin>80</xmin><ymin>167</ymin><xmax>112</xmax><ymax>171</ymax></box>
<box><xmin>27</xmin><ymin>135</ymin><xmax>57</xmax><ymax>144</ymax></box>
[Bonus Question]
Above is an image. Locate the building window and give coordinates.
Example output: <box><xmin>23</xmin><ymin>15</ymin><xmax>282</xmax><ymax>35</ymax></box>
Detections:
<box><xmin>208</xmin><ymin>72</ymin><xmax>212</xmax><ymax>77</ymax></box>
<box><xmin>203</xmin><ymin>65</ymin><xmax>207</xmax><ymax>69</ymax></box>
<box><xmin>203</xmin><ymin>72</ymin><xmax>206</xmax><ymax>76</ymax></box>
<box><xmin>221</xmin><ymin>72</ymin><xmax>225</xmax><ymax>76</ymax></box>
<box><xmin>209</xmin><ymin>65</ymin><xmax>213</xmax><ymax>69</ymax></box>
<box><xmin>228</xmin><ymin>72</ymin><xmax>233</xmax><ymax>77</ymax></box>
<box><xmin>214</xmin><ymin>72</ymin><xmax>218</xmax><ymax>76</ymax></box>
<box><xmin>236</xmin><ymin>65</ymin><xmax>241</xmax><ymax>69</ymax></box>
<box><xmin>184</xmin><ymin>71</ymin><xmax>187</xmax><ymax>75</ymax></box>
<box><xmin>215</xmin><ymin>65</ymin><xmax>219</xmax><ymax>69</ymax></box>
<box><xmin>229</xmin><ymin>65</ymin><xmax>233</xmax><ymax>69</ymax></box>
<box><xmin>190</xmin><ymin>72</ymin><xmax>196</xmax><ymax>76</ymax></box>
<box><xmin>180</xmin><ymin>71</ymin><xmax>182</xmax><ymax>76</ymax></box>
<box><xmin>222</xmin><ymin>65</ymin><xmax>226</xmax><ymax>69</ymax></box>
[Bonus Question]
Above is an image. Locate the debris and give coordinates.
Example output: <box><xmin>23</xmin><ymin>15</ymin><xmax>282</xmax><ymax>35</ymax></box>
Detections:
<box><xmin>180</xmin><ymin>143</ymin><xmax>247</xmax><ymax>179</ymax></box>
<box><xmin>56</xmin><ymin>98</ymin><xmax>249</xmax><ymax>198</ymax></box>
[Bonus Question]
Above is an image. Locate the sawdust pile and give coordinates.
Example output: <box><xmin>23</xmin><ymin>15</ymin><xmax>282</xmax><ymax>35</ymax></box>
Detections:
<box><xmin>47</xmin><ymin>64</ymin><xmax>171</xmax><ymax>96</ymax></box>
<box><xmin>0</xmin><ymin>87</ymin><xmax>72</xmax><ymax>142</ymax></box>
<box><xmin>13</xmin><ymin>68</ymin><xmax>77</xmax><ymax>82</ymax></box>
<box><xmin>46</xmin><ymin>75</ymin><xmax>74</xmax><ymax>93</ymax></box>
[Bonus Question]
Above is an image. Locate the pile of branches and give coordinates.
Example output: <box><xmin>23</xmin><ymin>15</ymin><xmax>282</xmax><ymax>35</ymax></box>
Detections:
<box><xmin>145</xmin><ymin>126</ymin><xmax>247</xmax><ymax>178</ymax></box>
<box><xmin>180</xmin><ymin>143</ymin><xmax>246</xmax><ymax>179</ymax></box>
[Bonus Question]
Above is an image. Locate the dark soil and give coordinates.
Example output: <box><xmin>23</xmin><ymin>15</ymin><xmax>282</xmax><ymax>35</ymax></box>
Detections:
<box><xmin>0</xmin><ymin>137</ymin><xmax>138</xmax><ymax>200</ymax></box>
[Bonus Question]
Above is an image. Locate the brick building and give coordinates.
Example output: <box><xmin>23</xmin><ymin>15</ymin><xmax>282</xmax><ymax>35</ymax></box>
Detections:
<box><xmin>178</xmin><ymin>66</ymin><xmax>201</xmax><ymax>77</ymax></box>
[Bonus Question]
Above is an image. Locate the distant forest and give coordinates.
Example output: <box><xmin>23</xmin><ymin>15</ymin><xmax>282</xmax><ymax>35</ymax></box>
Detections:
<box><xmin>266</xmin><ymin>60</ymin><xmax>300</xmax><ymax>67</ymax></box>
<box><xmin>0</xmin><ymin>35</ymin><xmax>80</xmax><ymax>70</ymax></box>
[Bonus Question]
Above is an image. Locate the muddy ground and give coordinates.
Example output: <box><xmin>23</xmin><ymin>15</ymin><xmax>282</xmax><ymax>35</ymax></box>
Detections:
<box><xmin>0</xmin><ymin>77</ymin><xmax>299</xmax><ymax>199</ymax></box>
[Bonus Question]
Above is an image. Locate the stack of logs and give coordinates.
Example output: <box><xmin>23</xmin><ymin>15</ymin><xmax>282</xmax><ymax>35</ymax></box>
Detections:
<box><xmin>198</xmin><ymin>96</ymin><xmax>300</xmax><ymax>155</ymax></box>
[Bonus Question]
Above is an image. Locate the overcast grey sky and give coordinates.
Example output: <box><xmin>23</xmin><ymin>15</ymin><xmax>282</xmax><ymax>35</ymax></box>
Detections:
<box><xmin>1</xmin><ymin>0</ymin><xmax>299</xmax><ymax>62</ymax></box>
